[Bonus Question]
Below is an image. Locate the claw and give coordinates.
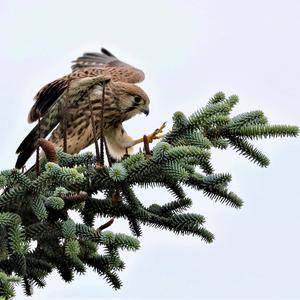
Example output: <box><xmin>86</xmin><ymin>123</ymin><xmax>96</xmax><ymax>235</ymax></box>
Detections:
<box><xmin>147</xmin><ymin>122</ymin><xmax>166</xmax><ymax>143</ymax></box>
<box><xmin>131</xmin><ymin>122</ymin><xmax>167</xmax><ymax>147</ymax></box>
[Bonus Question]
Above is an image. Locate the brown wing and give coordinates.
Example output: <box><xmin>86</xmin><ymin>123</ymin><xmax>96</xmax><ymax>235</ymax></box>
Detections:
<box><xmin>29</xmin><ymin>48</ymin><xmax>144</xmax><ymax>123</ymax></box>
<box><xmin>29</xmin><ymin>70</ymin><xmax>110</xmax><ymax>123</ymax></box>
<box><xmin>71</xmin><ymin>48</ymin><xmax>145</xmax><ymax>84</ymax></box>
<box><xmin>28</xmin><ymin>78</ymin><xmax>69</xmax><ymax>123</ymax></box>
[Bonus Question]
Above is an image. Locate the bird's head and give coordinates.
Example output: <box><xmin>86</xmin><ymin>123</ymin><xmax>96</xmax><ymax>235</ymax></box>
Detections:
<box><xmin>113</xmin><ymin>82</ymin><xmax>150</xmax><ymax>120</ymax></box>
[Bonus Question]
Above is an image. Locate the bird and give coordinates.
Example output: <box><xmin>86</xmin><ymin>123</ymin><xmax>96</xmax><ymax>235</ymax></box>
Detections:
<box><xmin>16</xmin><ymin>48</ymin><xmax>164</xmax><ymax>169</ymax></box>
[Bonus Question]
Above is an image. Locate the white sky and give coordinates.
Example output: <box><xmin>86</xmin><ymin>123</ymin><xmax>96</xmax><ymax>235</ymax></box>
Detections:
<box><xmin>1</xmin><ymin>0</ymin><xmax>300</xmax><ymax>299</ymax></box>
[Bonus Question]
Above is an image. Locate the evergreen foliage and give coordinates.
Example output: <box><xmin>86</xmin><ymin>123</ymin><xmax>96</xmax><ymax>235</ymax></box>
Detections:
<box><xmin>0</xmin><ymin>92</ymin><xmax>298</xmax><ymax>298</ymax></box>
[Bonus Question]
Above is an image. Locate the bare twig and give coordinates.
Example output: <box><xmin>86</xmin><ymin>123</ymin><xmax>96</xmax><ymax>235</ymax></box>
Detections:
<box><xmin>143</xmin><ymin>135</ymin><xmax>151</xmax><ymax>158</ymax></box>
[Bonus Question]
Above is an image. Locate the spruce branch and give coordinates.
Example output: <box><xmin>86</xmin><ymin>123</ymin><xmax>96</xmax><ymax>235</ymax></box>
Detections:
<box><xmin>0</xmin><ymin>92</ymin><xmax>298</xmax><ymax>298</ymax></box>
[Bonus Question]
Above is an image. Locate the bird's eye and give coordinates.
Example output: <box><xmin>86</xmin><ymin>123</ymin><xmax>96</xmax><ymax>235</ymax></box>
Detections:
<box><xmin>134</xmin><ymin>96</ymin><xmax>142</xmax><ymax>104</ymax></box>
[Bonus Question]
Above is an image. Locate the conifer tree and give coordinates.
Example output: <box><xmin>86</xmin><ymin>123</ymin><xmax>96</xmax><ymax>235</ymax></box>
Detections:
<box><xmin>0</xmin><ymin>92</ymin><xmax>298</xmax><ymax>299</ymax></box>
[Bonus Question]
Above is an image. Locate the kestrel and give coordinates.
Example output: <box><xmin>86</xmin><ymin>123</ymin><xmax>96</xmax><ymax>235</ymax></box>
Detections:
<box><xmin>16</xmin><ymin>48</ymin><xmax>163</xmax><ymax>169</ymax></box>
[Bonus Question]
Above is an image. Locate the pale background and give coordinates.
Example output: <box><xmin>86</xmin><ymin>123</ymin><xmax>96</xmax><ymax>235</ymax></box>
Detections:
<box><xmin>0</xmin><ymin>0</ymin><xmax>299</xmax><ymax>299</ymax></box>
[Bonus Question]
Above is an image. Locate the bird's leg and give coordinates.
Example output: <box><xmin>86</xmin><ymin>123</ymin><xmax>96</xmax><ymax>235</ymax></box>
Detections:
<box><xmin>63</xmin><ymin>107</ymin><xmax>68</xmax><ymax>153</ymax></box>
<box><xmin>131</xmin><ymin>122</ymin><xmax>166</xmax><ymax>146</ymax></box>
<box><xmin>99</xmin><ymin>81</ymin><xmax>106</xmax><ymax>168</ymax></box>
<box><xmin>21</xmin><ymin>165</ymin><xmax>27</xmax><ymax>174</ymax></box>
<box><xmin>122</xmin><ymin>148</ymin><xmax>130</xmax><ymax>160</ymax></box>
<box><xmin>36</xmin><ymin>115</ymin><xmax>41</xmax><ymax>176</ymax></box>
<box><xmin>87</xmin><ymin>95</ymin><xmax>101</xmax><ymax>167</ymax></box>
<box><xmin>62</xmin><ymin>87</ymin><xmax>71</xmax><ymax>153</ymax></box>
<box><xmin>104</xmin><ymin>138</ymin><xmax>113</xmax><ymax>167</ymax></box>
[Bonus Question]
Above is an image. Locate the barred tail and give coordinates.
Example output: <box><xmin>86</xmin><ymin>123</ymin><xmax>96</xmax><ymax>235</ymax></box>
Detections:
<box><xmin>15</xmin><ymin>116</ymin><xmax>59</xmax><ymax>169</ymax></box>
<box><xmin>15</xmin><ymin>127</ymin><xmax>40</xmax><ymax>168</ymax></box>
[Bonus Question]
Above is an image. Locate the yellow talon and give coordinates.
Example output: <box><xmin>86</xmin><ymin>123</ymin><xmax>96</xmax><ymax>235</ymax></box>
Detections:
<box><xmin>131</xmin><ymin>122</ymin><xmax>166</xmax><ymax>146</ymax></box>
<box><xmin>147</xmin><ymin>122</ymin><xmax>166</xmax><ymax>143</ymax></box>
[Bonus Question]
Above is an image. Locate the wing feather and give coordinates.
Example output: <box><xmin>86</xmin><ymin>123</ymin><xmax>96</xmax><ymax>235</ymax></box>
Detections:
<box><xmin>71</xmin><ymin>48</ymin><xmax>145</xmax><ymax>84</ymax></box>
<box><xmin>28</xmin><ymin>48</ymin><xmax>144</xmax><ymax>124</ymax></box>
<box><xmin>28</xmin><ymin>78</ymin><xmax>68</xmax><ymax>123</ymax></box>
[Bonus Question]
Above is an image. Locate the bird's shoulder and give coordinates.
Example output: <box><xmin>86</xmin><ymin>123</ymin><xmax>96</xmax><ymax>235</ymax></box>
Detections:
<box><xmin>28</xmin><ymin>77</ymin><xmax>68</xmax><ymax>123</ymax></box>
<box><xmin>29</xmin><ymin>69</ymin><xmax>108</xmax><ymax>123</ymax></box>
<box><xmin>68</xmin><ymin>66</ymin><xmax>144</xmax><ymax>84</ymax></box>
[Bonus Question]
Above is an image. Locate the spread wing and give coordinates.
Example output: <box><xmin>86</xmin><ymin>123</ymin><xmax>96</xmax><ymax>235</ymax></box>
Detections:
<box><xmin>29</xmin><ymin>48</ymin><xmax>144</xmax><ymax>123</ymax></box>
<box><xmin>71</xmin><ymin>48</ymin><xmax>145</xmax><ymax>84</ymax></box>
<box><xmin>28</xmin><ymin>69</ymin><xmax>110</xmax><ymax>123</ymax></box>
<box><xmin>28</xmin><ymin>78</ymin><xmax>69</xmax><ymax>123</ymax></box>
<box><xmin>17</xmin><ymin>75</ymin><xmax>110</xmax><ymax>168</ymax></box>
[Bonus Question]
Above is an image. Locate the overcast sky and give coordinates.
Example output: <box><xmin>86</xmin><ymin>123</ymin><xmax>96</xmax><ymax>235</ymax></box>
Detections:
<box><xmin>1</xmin><ymin>0</ymin><xmax>300</xmax><ymax>299</ymax></box>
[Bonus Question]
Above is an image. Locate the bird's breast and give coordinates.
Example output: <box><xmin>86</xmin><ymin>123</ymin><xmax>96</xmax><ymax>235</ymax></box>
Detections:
<box><xmin>50</xmin><ymin>85</ymin><xmax>126</xmax><ymax>154</ymax></box>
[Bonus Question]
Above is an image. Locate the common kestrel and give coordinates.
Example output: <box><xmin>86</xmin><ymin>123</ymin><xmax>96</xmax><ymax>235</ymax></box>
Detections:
<box><xmin>16</xmin><ymin>48</ymin><xmax>163</xmax><ymax>169</ymax></box>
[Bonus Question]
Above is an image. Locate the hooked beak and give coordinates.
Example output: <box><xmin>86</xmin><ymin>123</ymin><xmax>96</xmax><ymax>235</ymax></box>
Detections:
<box><xmin>143</xmin><ymin>107</ymin><xmax>150</xmax><ymax>116</ymax></box>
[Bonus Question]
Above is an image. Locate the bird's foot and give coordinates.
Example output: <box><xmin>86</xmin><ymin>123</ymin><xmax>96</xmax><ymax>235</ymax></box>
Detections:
<box><xmin>131</xmin><ymin>122</ymin><xmax>166</xmax><ymax>147</ymax></box>
<box><xmin>146</xmin><ymin>122</ymin><xmax>166</xmax><ymax>143</ymax></box>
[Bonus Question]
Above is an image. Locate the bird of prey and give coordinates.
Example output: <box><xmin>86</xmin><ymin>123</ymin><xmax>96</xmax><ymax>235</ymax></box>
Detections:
<box><xmin>16</xmin><ymin>48</ymin><xmax>163</xmax><ymax>169</ymax></box>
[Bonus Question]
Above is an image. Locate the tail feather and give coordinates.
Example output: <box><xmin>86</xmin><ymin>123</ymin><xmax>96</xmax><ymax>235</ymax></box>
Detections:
<box><xmin>16</xmin><ymin>114</ymin><xmax>61</xmax><ymax>169</ymax></box>
<box><xmin>16</xmin><ymin>124</ymin><xmax>40</xmax><ymax>155</ymax></box>
<box><xmin>16</xmin><ymin>148</ymin><xmax>36</xmax><ymax>169</ymax></box>
<box><xmin>15</xmin><ymin>123</ymin><xmax>42</xmax><ymax>169</ymax></box>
